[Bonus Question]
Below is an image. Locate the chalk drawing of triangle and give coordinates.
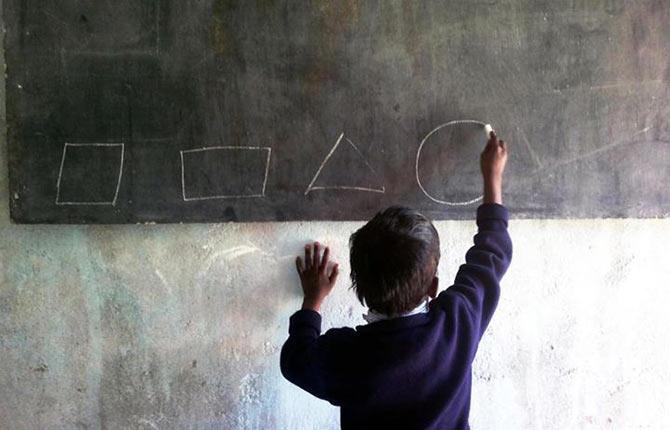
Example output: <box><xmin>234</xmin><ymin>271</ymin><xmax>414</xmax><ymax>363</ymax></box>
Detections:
<box><xmin>305</xmin><ymin>133</ymin><xmax>386</xmax><ymax>195</ymax></box>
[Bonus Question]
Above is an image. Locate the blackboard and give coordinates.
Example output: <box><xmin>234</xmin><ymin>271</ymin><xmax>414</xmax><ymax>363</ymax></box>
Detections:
<box><xmin>5</xmin><ymin>0</ymin><xmax>670</xmax><ymax>223</ymax></box>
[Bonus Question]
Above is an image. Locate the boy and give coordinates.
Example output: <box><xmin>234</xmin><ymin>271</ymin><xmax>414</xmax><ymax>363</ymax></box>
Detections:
<box><xmin>281</xmin><ymin>132</ymin><xmax>511</xmax><ymax>429</ymax></box>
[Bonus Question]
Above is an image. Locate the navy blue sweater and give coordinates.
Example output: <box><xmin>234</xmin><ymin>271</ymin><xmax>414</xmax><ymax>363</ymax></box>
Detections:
<box><xmin>280</xmin><ymin>204</ymin><xmax>512</xmax><ymax>429</ymax></box>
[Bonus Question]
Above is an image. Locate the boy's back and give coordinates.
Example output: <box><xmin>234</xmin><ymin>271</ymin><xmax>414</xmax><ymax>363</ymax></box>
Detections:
<box><xmin>281</xmin><ymin>131</ymin><xmax>511</xmax><ymax>429</ymax></box>
<box><xmin>282</xmin><ymin>204</ymin><xmax>511</xmax><ymax>429</ymax></box>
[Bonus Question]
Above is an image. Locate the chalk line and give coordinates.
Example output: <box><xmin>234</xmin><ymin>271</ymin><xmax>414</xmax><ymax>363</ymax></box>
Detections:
<box><xmin>530</xmin><ymin>129</ymin><xmax>650</xmax><ymax>175</ymax></box>
<box><xmin>55</xmin><ymin>143</ymin><xmax>125</xmax><ymax>206</ymax></box>
<box><xmin>308</xmin><ymin>186</ymin><xmax>385</xmax><ymax>193</ymax></box>
<box><xmin>304</xmin><ymin>133</ymin><xmax>344</xmax><ymax>195</ymax></box>
<box><xmin>262</xmin><ymin>147</ymin><xmax>272</xmax><ymax>196</ymax></box>
<box><xmin>304</xmin><ymin>133</ymin><xmax>386</xmax><ymax>195</ymax></box>
<box><xmin>180</xmin><ymin>146</ymin><xmax>272</xmax><ymax>201</ymax></box>
<box><xmin>415</xmin><ymin>120</ymin><xmax>486</xmax><ymax>206</ymax></box>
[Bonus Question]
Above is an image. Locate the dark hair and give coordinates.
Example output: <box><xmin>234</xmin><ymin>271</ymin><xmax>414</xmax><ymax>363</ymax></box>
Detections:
<box><xmin>349</xmin><ymin>206</ymin><xmax>440</xmax><ymax>316</ymax></box>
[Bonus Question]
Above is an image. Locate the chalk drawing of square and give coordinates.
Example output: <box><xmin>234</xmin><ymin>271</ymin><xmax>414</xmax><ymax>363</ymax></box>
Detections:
<box><xmin>180</xmin><ymin>147</ymin><xmax>272</xmax><ymax>201</ymax></box>
<box><xmin>55</xmin><ymin>143</ymin><xmax>125</xmax><ymax>206</ymax></box>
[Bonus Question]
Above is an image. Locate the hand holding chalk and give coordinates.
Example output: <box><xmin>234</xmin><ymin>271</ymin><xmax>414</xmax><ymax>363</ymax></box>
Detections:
<box><xmin>480</xmin><ymin>129</ymin><xmax>507</xmax><ymax>205</ymax></box>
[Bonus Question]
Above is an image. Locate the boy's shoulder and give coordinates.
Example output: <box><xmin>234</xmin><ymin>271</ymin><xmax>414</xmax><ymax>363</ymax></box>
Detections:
<box><xmin>323</xmin><ymin>325</ymin><xmax>357</xmax><ymax>339</ymax></box>
<box><xmin>318</xmin><ymin>326</ymin><xmax>359</xmax><ymax>358</ymax></box>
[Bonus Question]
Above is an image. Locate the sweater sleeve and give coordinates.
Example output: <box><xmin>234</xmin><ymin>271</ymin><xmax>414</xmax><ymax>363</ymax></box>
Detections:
<box><xmin>437</xmin><ymin>203</ymin><xmax>512</xmax><ymax>338</ymax></box>
<box><xmin>279</xmin><ymin>309</ymin><xmax>353</xmax><ymax>405</ymax></box>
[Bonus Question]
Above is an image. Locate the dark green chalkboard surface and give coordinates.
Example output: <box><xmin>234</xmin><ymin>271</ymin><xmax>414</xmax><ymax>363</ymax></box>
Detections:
<box><xmin>5</xmin><ymin>0</ymin><xmax>670</xmax><ymax>223</ymax></box>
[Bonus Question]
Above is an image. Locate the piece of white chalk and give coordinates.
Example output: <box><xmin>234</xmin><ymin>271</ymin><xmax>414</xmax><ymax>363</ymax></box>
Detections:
<box><xmin>484</xmin><ymin>124</ymin><xmax>494</xmax><ymax>136</ymax></box>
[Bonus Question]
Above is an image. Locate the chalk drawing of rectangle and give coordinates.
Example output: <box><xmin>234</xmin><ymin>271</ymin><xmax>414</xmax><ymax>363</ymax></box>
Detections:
<box><xmin>55</xmin><ymin>143</ymin><xmax>125</xmax><ymax>206</ymax></box>
<box><xmin>180</xmin><ymin>146</ymin><xmax>272</xmax><ymax>201</ymax></box>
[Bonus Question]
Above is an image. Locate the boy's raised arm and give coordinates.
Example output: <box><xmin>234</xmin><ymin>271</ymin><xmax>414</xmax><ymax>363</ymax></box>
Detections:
<box><xmin>480</xmin><ymin>130</ymin><xmax>507</xmax><ymax>207</ymax></box>
<box><xmin>438</xmin><ymin>131</ymin><xmax>512</xmax><ymax>338</ymax></box>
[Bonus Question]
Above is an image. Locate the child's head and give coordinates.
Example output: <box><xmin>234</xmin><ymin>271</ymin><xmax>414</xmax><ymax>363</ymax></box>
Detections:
<box><xmin>349</xmin><ymin>206</ymin><xmax>440</xmax><ymax>316</ymax></box>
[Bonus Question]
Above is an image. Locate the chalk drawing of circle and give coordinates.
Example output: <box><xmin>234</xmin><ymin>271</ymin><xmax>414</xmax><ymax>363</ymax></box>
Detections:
<box><xmin>415</xmin><ymin>120</ymin><xmax>488</xmax><ymax>206</ymax></box>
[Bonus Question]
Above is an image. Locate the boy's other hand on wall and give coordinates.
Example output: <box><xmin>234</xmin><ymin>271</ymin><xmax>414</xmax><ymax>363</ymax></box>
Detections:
<box><xmin>296</xmin><ymin>242</ymin><xmax>340</xmax><ymax>313</ymax></box>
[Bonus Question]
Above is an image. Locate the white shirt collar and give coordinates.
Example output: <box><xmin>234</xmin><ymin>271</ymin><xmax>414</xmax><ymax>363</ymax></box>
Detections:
<box><xmin>362</xmin><ymin>296</ymin><xmax>431</xmax><ymax>324</ymax></box>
